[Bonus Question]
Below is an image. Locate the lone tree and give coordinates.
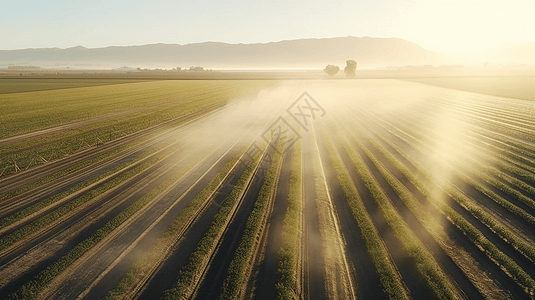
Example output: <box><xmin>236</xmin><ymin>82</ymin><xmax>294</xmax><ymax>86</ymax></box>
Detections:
<box><xmin>324</xmin><ymin>65</ymin><xmax>339</xmax><ymax>76</ymax></box>
<box><xmin>344</xmin><ymin>60</ymin><xmax>357</xmax><ymax>77</ymax></box>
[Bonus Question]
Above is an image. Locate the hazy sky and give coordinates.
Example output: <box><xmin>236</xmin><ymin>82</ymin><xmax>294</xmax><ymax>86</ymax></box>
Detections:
<box><xmin>1</xmin><ymin>0</ymin><xmax>533</xmax><ymax>53</ymax></box>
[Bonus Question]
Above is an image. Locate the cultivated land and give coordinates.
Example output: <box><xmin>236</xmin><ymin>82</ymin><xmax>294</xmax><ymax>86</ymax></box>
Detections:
<box><xmin>0</xmin><ymin>77</ymin><xmax>534</xmax><ymax>299</ymax></box>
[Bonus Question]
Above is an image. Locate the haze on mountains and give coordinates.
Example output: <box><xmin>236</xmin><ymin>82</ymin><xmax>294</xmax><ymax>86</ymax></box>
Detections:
<box><xmin>2</xmin><ymin>36</ymin><xmax>533</xmax><ymax>70</ymax></box>
<box><xmin>0</xmin><ymin>36</ymin><xmax>439</xmax><ymax>69</ymax></box>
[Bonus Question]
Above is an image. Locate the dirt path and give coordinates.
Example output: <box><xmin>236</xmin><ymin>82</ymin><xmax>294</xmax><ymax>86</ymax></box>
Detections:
<box><xmin>302</xmin><ymin>133</ymin><xmax>328</xmax><ymax>300</ymax></box>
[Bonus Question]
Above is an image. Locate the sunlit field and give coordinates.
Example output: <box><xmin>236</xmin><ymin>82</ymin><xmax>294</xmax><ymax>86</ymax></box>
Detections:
<box><xmin>0</xmin><ymin>78</ymin><xmax>534</xmax><ymax>299</ymax></box>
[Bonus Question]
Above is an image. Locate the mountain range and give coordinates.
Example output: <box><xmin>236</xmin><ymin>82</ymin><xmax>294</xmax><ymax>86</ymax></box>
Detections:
<box><xmin>0</xmin><ymin>37</ymin><xmax>439</xmax><ymax>69</ymax></box>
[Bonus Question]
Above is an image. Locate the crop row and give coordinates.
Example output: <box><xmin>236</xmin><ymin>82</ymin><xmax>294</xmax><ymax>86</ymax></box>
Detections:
<box><xmin>0</xmin><ymin>141</ymin><xmax>133</xmax><ymax>203</ymax></box>
<box><xmin>0</xmin><ymin>141</ymin><xmax>172</xmax><ymax>230</ymax></box>
<box><xmin>8</xmin><ymin>143</ymin><xmax>211</xmax><ymax>300</ymax></box>
<box><xmin>406</xmin><ymin>93</ymin><xmax>535</xmax><ymax>143</ymax></box>
<box><xmin>348</xmin><ymin>116</ymin><xmax>535</xmax><ymax>295</ymax></box>
<box><xmin>365</xmin><ymin>105</ymin><xmax>535</xmax><ymax>182</ymax></box>
<box><xmin>423</xmin><ymin>94</ymin><xmax>535</xmax><ymax>133</ymax></box>
<box><xmin>371</xmin><ymin>107</ymin><xmax>535</xmax><ymax>224</ymax></box>
<box><xmin>104</xmin><ymin>145</ymin><xmax>248</xmax><ymax>299</ymax></box>
<box><xmin>220</xmin><ymin>141</ymin><xmax>284</xmax><ymax>299</ymax></box>
<box><xmin>1</xmin><ymin>80</ymin><xmax>270</xmax><ymax>138</ymax></box>
<box><xmin>341</xmin><ymin>121</ymin><xmax>503</xmax><ymax>298</ymax></box>
<box><xmin>0</xmin><ymin>97</ymin><xmax>216</xmax><ymax>177</ymax></box>
<box><xmin>359</xmin><ymin>111</ymin><xmax>535</xmax><ymax>260</ymax></box>
<box><xmin>0</xmin><ymin>78</ymin><xmax>146</xmax><ymax>95</ymax></box>
<box><xmin>0</xmin><ymin>144</ymin><xmax>177</xmax><ymax>254</ymax></box>
<box><xmin>397</xmin><ymin>97</ymin><xmax>535</xmax><ymax>171</ymax></box>
<box><xmin>0</xmin><ymin>80</ymin><xmax>275</xmax><ymax>177</ymax></box>
<box><xmin>331</xmin><ymin>124</ymin><xmax>457</xmax><ymax>300</ymax></box>
<box><xmin>372</xmin><ymin>110</ymin><xmax>535</xmax><ymax>229</ymax></box>
<box><xmin>353</xmin><ymin>109</ymin><xmax>535</xmax><ymax>224</ymax></box>
<box><xmin>398</xmin><ymin>103</ymin><xmax>535</xmax><ymax>177</ymax></box>
<box><xmin>320</xmin><ymin>126</ymin><xmax>409</xmax><ymax>300</ymax></box>
<box><xmin>161</xmin><ymin>146</ymin><xmax>264</xmax><ymax>300</ymax></box>
<box><xmin>275</xmin><ymin>140</ymin><xmax>302</xmax><ymax>299</ymax></box>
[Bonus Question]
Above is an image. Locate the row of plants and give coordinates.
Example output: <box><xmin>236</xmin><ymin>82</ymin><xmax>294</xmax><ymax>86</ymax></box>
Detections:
<box><xmin>0</xmin><ymin>141</ymin><xmax>132</xmax><ymax>203</ymax></box>
<box><xmin>220</xmin><ymin>141</ymin><xmax>284</xmax><ymax>300</ymax></box>
<box><xmin>0</xmin><ymin>96</ymin><xmax>216</xmax><ymax>176</ymax></box>
<box><xmin>8</xmin><ymin>142</ymin><xmax>211</xmax><ymax>300</ymax></box>
<box><xmin>424</xmin><ymin>92</ymin><xmax>535</xmax><ymax>124</ymax></box>
<box><xmin>401</xmin><ymin>104</ymin><xmax>535</xmax><ymax>178</ymax></box>
<box><xmin>0</xmin><ymin>135</ymin><xmax>182</xmax><ymax>231</ymax></box>
<box><xmin>355</xmin><ymin>109</ymin><xmax>535</xmax><ymax>225</ymax></box>
<box><xmin>161</xmin><ymin>146</ymin><xmax>264</xmax><ymax>300</ymax></box>
<box><xmin>364</xmin><ymin>114</ymin><xmax>535</xmax><ymax>259</ymax></box>
<box><xmin>274</xmin><ymin>141</ymin><xmax>302</xmax><ymax>299</ymax></box>
<box><xmin>0</xmin><ymin>143</ymin><xmax>177</xmax><ymax>252</ymax></box>
<box><xmin>0</xmin><ymin>80</ymin><xmax>275</xmax><ymax>177</ymax></box>
<box><xmin>424</xmin><ymin>95</ymin><xmax>535</xmax><ymax>134</ymax></box>
<box><xmin>332</xmin><ymin>126</ymin><xmax>457</xmax><ymax>300</ymax></box>
<box><xmin>344</xmin><ymin>123</ymin><xmax>500</xmax><ymax>298</ymax></box>
<box><xmin>400</xmin><ymin>99</ymin><xmax>535</xmax><ymax>175</ymax></box>
<box><xmin>409</xmin><ymin>94</ymin><xmax>535</xmax><ymax>144</ymax></box>
<box><xmin>356</xmin><ymin>117</ymin><xmax>535</xmax><ymax>294</ymax></box>
<box><xmin>1</xmin><ymin>80</ymin><xmax>257</xmax><ymax>138</ymax></box>
<box><xmin>104</xmin><ymin>145</ymin><xmax>248</xmax><ymax>299</ymax></box>
<box><xmin>320</xmin><ymin>127</ymin><xmax>409</xmax><ymax>300</ymax></box>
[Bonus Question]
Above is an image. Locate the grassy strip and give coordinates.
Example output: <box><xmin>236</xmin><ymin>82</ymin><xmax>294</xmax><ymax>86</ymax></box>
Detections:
<box><xmin>275</xmin><ymin>141</ymin><xmax>302</xmax><ymax>300</ymax></box>
<box><xmin>334</xmin><ymin>129</ymin><xmax>457</xmax><ymax>300</ymax></box>
<box><xmin>104</xmin><ymin>146</ymin><xmax>247</xmax><ymax>299</ymax></box>
<box><xmin>320</xmin><ymin>128</ymin><xmax>408</xmax><ymax>300</ymax></box>
<box><xmin>363</xmin><ymin>123</ymin><xmax>535</xmax><ymax>295</ymax></box>
<box><xmin>162</xmin><ymin>150</ymin><xmax>262</xmax><ymax>300</ymax></box>
<box><xmin>220</xmin><ymin>142</ymin><xmax>284</xmax><ymax>300</ymax></box>
<box><xmin>0</xmin><ymin>144</ymin><xmax>173</xmax><ymax>252</ymax></box>
<box><xmin>9</xmin><ymin>148</ymin><xmax>206</xmax><ymax>300</ymax></box>
<box><xmin>0</xmin><ymin>142</ymin><xmax>131</xmax><ymax>203</ymax></box>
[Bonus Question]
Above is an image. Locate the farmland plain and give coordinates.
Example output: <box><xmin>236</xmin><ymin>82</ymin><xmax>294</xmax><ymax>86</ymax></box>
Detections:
<box><xmin>0</xmin><ymin>77</ymin><xmax>534</xmax><ymax>300</ymax></box>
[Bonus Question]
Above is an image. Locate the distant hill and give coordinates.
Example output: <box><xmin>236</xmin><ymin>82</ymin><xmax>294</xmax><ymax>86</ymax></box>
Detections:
<box><xmin>0</xmin><ymin>37</ymin><xmax>439</xmax><ymax>69</ymax></box>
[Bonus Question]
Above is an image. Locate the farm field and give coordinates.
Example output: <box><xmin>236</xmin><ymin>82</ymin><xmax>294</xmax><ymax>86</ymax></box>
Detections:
<box><xmin>0</xmin><ymin>79</ymin><xmax>150</xmax><ymax>95</ymax></box>
<box><xmin>0</xmin><ymin>78</ymin><xmax>534</xmax><ymax>300</ymax></box>
<box><xmin>402</xmin><ymin>75</ymin><xmax>535</xmax><ymax>102</ymax></box>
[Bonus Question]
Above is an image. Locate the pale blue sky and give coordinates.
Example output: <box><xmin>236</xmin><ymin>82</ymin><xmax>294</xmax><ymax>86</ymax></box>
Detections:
<box><xmin>1</xmin><ymin>0</ymin><xmax>533</xmax><ymax>52</ymax></box>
